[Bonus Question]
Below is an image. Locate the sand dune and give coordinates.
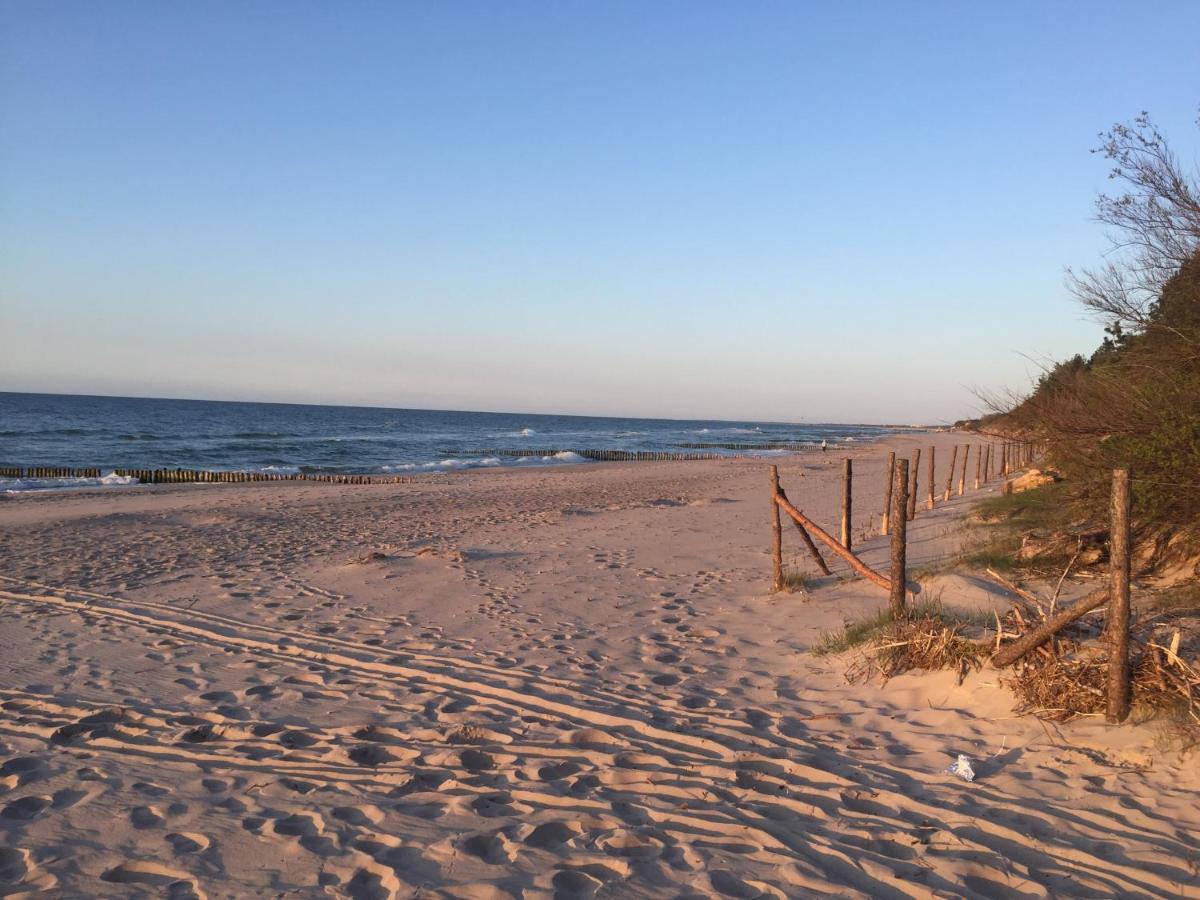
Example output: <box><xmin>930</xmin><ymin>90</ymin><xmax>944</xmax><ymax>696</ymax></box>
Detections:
<box><xmin>1</xmin><ymin>433</ymin><xmax>1196</xmax><ymax>898</ymax></box>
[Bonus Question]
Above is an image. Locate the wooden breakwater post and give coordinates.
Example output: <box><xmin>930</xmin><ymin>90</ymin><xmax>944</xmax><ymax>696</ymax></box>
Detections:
<box><xmin>890</xmin><ymin>457</ymin><xmax>909</xmax><ymax>618</ymax></box>
<box><xmin>942</xmin><ymin>444</ymin><xmax>958</xmax><ymax>501</ymax></box>
<box><xmin>770</xmin><ymin>466</ymin><xmax>784</xmax><ymax>592</ymax></box>
<box><xmin>958</xmin><ymin>444</ymin><xmax>970</xmax><ymax>496</ymax></box>
<box><xmin>906</xmin><ymin>448</ymin><xmax>920</xmax><ymax>521</ymax></box>
<box><xmin>1106</xmin><ymin>468</ymin><xmax>1133</xmax><ymax>723</ymax></box>
<box><xmin>880</xmin><ymin>451</ymin><xmax>895</xmax><ymax>535</ymax></box>
<box><xmin>841</xmin><ymin>458</ymin><xmax>853</xmax><ymax>551</ymax></box>
<box><xmin>926</xmin><ymin>446</ymin><xmax>936</xmax><ymax>510</ymax></box>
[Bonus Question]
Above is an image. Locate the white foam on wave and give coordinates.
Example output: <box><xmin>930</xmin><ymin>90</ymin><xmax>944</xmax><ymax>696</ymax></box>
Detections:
<box><xmin>2</xmin><ymin>472</ymin><xmax>139</xmax><ymax>494</ymax></box>
<box><xmin>381</xmin><ymin>451</ymin><xmax>587</xmax><ymax>473</ymax></box>
<box><xmin>382</xmin><ymin>458</ymin><xmax>502</xmax><ymax>473</ymax></box>
<box><xmin>510</xmin><ymin>451</ymin><xmax>585</xmax><ymax>465</ymax></box>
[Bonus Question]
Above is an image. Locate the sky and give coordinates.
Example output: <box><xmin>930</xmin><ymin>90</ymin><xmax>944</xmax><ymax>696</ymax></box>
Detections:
<box><xmin>1</xmin><ymin>2</ymin><xmax>1198</xmax><ymax>424</ymax></box>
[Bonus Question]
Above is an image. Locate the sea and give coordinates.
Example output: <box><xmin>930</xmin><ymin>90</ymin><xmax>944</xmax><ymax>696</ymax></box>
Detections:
<box><xmin>0</xmin><ymin>392</ymin><xmax>907</xmax><ymax>492</ymax></box>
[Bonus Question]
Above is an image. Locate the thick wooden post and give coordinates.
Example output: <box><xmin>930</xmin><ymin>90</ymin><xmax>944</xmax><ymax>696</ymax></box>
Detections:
<box><xmin>973</xmin><ymin>443</ymin><xmax>982</xmax><ymax>489</ymax></box>
<box><xmin>926</xmin><ymin>446</ymin><xmax>935</xmax><ymax>510</ymax></box>
<box><xmin>906</xmin><ymin>449</ymin><xmax>920</xmax><ymax>521</ymax></box>
<box><xmin>1106</xmin><ymin>468</ymin><xmax>1133</xmax><ymax>723</ymax></box>
<box><xmin>881</xmin><ymin>451</ymin><xmax>895</xmax><ymax>535</ymax></box>
<box><xmin>890</xmin><ymin>458</ymin><xmax>909</xmax><ymax>618</ymax></box>
<box><xmin>840</xmin><ymin>458</ymin><xmax>852</xmax><ymax>551</ymax></box>
<box><xmin>958</xmin><ymin>444</ymin><xmax>969</xmax><ymax>495</ymax></box>
<box><xmin>769</xmin><ymin>466</ymin><xmax>783</xmax><ymax>592</ymax></box>
<box><xmin>942</xmin><ymin>445</ymin><xmax>958</xmax><ymax>501</ymax></box>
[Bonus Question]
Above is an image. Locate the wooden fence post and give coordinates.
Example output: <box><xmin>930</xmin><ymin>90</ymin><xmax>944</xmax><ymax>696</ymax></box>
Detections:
<box><xmin>973</xmin><ymin>443</ymin><xmax>982</xmax><ymax>489</ymax></box>
<box><xmin>841</xmin><ymin>458</ymin><xmax>853</xmax><ymax>551</ymax></box>
<box><xmin>926</xmin><ymin>448</ymin><xmax>936</xmax><ymax>511</ymax></box>
<box><xmin>881</xmin><ymin>451</ymin><xmax>895</xmax><ymax>536</ymax></box>
<box><xmin>769</xmin><ymin>466</ymin><xmax>783</xmax><ymax>593</ymax></box>
<box><xmin>907</xmin><ymin>449</ymin><xmax>920</xmax><ymax>521</ymax></box>
<box><xmin>943</xmin><ymin>445</ymin><xmax>958</xmax><ymax>501</ymax></box>
<box><xmin>1106</xmin><ymin>468</ymin><xmax>1133</xmax><ymax>723</ymax></box>
<box><xmin>890</xmin><ymin>458</ymin><xmax>909</xmax><ymax>618</ymax></box>
<box><xmin>958</xmin><ymin>444</ymin><xmax>969</xmax><ymax>495</ymax></box>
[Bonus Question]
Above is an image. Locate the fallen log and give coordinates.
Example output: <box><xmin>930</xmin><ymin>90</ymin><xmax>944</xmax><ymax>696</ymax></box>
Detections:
<box><xmin>991</xmin><ymin>586</ymin><xmax>1109</xmax><ymax>667</ymax></box>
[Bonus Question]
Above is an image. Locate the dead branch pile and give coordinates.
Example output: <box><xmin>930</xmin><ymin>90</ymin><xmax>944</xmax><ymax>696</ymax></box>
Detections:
<box><xmin>849</xmin><ymin>617</ymin><xmax>987</xmax><ymax>685</ymax></box>
<box><xmin>1006</xmin><ymin>635</ymin><xmax>1200</xmax><ymax>731</ymax></box>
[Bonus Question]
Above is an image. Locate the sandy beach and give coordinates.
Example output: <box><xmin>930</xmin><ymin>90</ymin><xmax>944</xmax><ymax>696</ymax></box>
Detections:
<box><xmin>1</xmin><ymin>430</ymin><xmax>1196</xmax><ymax>899</ymax></box>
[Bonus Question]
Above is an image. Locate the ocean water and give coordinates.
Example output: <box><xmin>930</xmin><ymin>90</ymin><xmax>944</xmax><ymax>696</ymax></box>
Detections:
<box><xmin>0</xmin><ymin>392</ymin><xmax>903</xmax><ymax>491</ymax></box>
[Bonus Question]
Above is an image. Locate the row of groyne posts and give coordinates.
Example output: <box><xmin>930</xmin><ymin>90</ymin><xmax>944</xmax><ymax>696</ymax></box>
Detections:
<box><xmin>0</xmin><ymin>466</ymin><xmax>411</xmax><ymax>485</ymax></box>
<box><xmin>109</xmin><ymin>469</ymin><xmax>410</xmax><ymax>485</ymax></box>
<box><xmin>0</xmin><ymin>441</ymin><xmax>816</xmax><ymax>484</ymax></box>
<box><xmin>0</xmin><ymin>466</ymin><xmax>102</xmax><ymax>478</ymax></box>
<box><xmin>768</xmin><ymin>438</ymin><xmax>1140</xmax><ymax>723</ymax></box>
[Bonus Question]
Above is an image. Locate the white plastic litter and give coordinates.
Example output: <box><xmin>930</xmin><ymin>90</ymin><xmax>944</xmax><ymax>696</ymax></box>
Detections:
<box><xmin>946</xmin><ymin>754</ymin><xmax>975</xmax><ymax>782</ymax></box>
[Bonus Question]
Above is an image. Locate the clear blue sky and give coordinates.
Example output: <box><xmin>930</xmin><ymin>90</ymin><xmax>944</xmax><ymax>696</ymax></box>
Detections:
<box><xmin>2</xmin><ymin>2</ymin><xmax>1197</xmax><ymax>423</ymax></box>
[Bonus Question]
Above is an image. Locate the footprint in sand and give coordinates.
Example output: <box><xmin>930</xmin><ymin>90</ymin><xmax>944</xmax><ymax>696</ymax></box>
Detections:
<box><xmin>0</xmin><ymin>795</ymin><xmax>51</xmax><ymax>822</ymax></box>
<box><xmin>0</xmin><ymin>756</ymin><xmax>45</xmax><ymax>787</ymax></box>
<box><xmin>525</xmin><ymin>820</ymin><xmax>583</xmax><ymax>849</ymax></box>
<box><xmin>166</xmin><ymin>832</ymin><xmax>212</xmax><ymax>854</ymax></box>
<box><xmin>100</xmin><ymin>862</ymin><xmax>204</xmax><ymax>899</ymax></box>
<box><xmin>462</xmin><ymin>830</ymin><xmax>517</xmax><ymax>865</ymax></box>
<box><xmin>551</xmin><ymin>869</ymin><xmax>603</xmax><ymax>899</ymax></box>
<box><xmin>0</xmin><ymin>847</ymin><xmax>57</xmax><ymax>894</ymax></box>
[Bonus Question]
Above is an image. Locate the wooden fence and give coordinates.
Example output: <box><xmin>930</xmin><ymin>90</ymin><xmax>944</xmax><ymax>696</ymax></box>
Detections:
<box><xmin>768</xmin><ymin>438</ymin><xmax>1140</xmax><ymax>724</ymax></box>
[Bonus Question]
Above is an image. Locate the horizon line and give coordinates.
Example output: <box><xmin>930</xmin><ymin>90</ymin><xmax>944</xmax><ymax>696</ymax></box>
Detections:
<box><xmin>0</xmin><ymin>388</ymin><xmax>940</xmax><ymax>430</ymax></box>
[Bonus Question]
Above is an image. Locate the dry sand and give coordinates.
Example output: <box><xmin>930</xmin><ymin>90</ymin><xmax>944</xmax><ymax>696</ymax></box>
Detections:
<box><xmin>0</xmin><ymin>431</ymin><xmax>1196</xmax><ymax>898</ymax></box>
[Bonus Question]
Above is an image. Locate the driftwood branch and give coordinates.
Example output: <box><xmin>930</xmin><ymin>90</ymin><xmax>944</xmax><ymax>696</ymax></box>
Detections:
<box><xmin>991</xmin><ymin>586</ymin><xmax>1109</xmax><ymax>667</ymax></box>
<box><xmin>984</xmin><ymin>568</ymin><xmax>1046</xmax><ymax>619</ymax></box>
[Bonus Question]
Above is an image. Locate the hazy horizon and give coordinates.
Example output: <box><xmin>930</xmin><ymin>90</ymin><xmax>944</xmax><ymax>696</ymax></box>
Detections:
<box><xmin>4</xmin><ymin>3</ymin><xmax>1198</xmax><ymax>421</ymax></box>
<box><xmin>0</xmin><ymin>388</ymin><xmax>938</xmax><ymax>428</ymax></box>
